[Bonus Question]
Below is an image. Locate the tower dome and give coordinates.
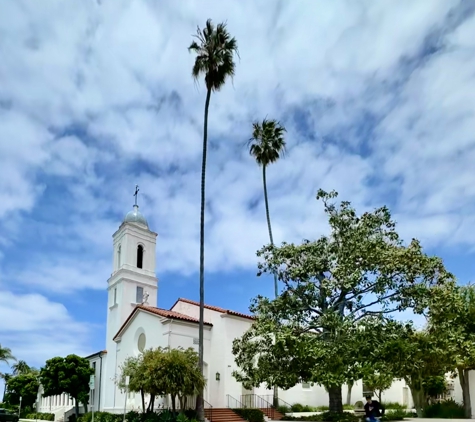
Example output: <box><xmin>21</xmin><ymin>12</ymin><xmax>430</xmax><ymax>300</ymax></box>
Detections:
<box><xmin>123</xmin><ymin>204</ymin><xmax>149</xmax><ymax>228</ymax></box>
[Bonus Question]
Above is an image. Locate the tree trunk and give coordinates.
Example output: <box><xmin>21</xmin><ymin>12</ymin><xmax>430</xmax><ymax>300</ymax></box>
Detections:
<box><xmin>409</xmin><ymin>385</ymin><xmax>425</xmax><ymax>418</ymax></box>
<box><xmin>458</xmin><ymin>367</ymin><xmax>472</xmax><ymax>419</ymax></box>
<box><xmin>171</xmin><ymin>395</ymin><xmax>177</xmax><ymax>414</ymax></box>
<box><xmin>140</xmin><ymin>390</ymin><xmax>145</xmax><ymax>413</ymax></box>
<box><xmin>197</xmin><ymin>86</ymin><xmax>212</xmax><ymax>422</ymax></box>
<box><xmin>147</xmin><ymin>395</ymin><xmax>155</xmax><ymax>412</ymax></box>
<box><xmin>263</xmin><ymin>164</ymin><xmax>280</xmax><ymax>408</ymax></box>
<box><xmin>328</xmin><ymin>385</ymin><xmax>343</xmax><ymax>413</ymax></box>
<box><xmin>346</xmin><ymin>381</ymin><xmax>354</xmax><ymax>406</ymax></box>
<box><xmin>74</xmin><ymin>398</ymin><xmax>79</xmax><ymax>418</ymax></box>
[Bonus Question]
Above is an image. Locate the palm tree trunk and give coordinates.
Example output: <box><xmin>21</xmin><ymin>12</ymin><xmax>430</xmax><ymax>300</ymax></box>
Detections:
<box><xmin>197</xmin><ymin>87</ymin><xmax>212</xmax><ymax>422</ymax></box>
<box><xmin>263</xmin><ymin>164</ymin><xmax>280</xmax><ymax>408</ymax></box>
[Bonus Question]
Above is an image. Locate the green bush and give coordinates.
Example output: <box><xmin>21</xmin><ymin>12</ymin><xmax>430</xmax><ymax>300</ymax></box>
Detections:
<box><xmin>423</xmin><ymin>399</ymin><xmax>466</xmax><ymax>419</ymax></box>
<box><xmin>278</xmin><ymin>406</ymin><xmax>291</xmax><ymax>414</ymax></box>
<box><xmin>291</xmin><ymin>404</ymin><xmax>305</xmax><ymax>413</ymax></box>
<box><xmin>232</xmin><ymin>408</ymin><xmax>265</xmax><ymax>422</ymax></box>
<box><xmin>282</xmin><ymin>412</ymin><xmax>361</xmax><ymax>422</ymax></box>
<box><xmin>381</xmin><ymin>409</ymin><xmax>409</xmax><ymax>421</ymax></box>
<box><xmin>382</xmin><ymin>403</ymin><xmax>407</xmax><ymax>410</ymax></box>
<box><xmin>25</xmin><ymin>413</ymin><xmax>55</xmax><ymax>421</ymax></box>
<box><xmin>77</xmin><ymin>411</ymin><xmax>198</xmax><ymax>422</ymax></box>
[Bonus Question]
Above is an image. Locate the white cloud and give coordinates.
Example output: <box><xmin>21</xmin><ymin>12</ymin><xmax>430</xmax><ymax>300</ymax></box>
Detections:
<box><xmin>0</xmin><ymin>0</ymin><xmax>474</xmax><ymax>283</ymax></box>
<box><xmin>0</xmin><ymin>291</ymin><xmax>94</xmax><ymax>367</ymax></box>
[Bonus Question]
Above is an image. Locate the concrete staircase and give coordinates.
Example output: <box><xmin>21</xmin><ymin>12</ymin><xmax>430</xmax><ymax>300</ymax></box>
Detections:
<box><xmin>204</xmin><ymin>408</ymin><xmax>246</xmax><ymax>422</ymax></box>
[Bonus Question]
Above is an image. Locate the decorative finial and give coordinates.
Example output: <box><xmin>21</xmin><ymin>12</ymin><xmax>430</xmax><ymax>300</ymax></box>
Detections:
<box><xmin>133</xmin><ymin>185</ymin><xmax>139</xmax><ymax>206</ymax></box>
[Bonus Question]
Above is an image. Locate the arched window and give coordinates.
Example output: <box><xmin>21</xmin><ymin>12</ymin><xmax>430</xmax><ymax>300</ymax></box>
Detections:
<box><xmin>137</xmin><ymin>245</ymin><xmax>144</xmax><ymax>269</ymax></box>
<box><xmin>117</xmin><ymin>245</ymin><xmax>121</xmax><ymax>269</ymax></box>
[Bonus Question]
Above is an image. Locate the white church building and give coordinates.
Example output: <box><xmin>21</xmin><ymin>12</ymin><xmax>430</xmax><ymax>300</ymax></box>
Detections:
<box><xmin>35</xmin><ymin>200</ymin><xmax>465</xmax><ymax>419</ymax></box>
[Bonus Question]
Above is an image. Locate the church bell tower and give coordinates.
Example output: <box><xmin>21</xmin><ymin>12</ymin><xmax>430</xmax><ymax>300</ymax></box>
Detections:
<box><xmin>105</xmin><ymin>186</ymin><xmax>158</xmax><ymax>350</ymax></box>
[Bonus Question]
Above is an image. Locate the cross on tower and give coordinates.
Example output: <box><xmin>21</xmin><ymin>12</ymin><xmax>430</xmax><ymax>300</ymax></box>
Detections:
<box><xmin>133</xmin><ymin>185</ymin><xmax>139</xmax><ymax>206</ymax></box>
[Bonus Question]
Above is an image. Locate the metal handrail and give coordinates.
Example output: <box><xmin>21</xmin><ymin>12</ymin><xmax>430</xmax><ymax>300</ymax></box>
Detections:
<box><xmin>203</xmin><ymin>399</ymin><xmax>213</xmax><ymax>422</ymax></box>
<box><xmin>262</xmin><ymin>395</ymin><xmax>292</xmax><ymax>410</ymax></box>
<box><xmin>241</xmin><ymin>394</ymin><xmax>275</xmax><ymax>420</ymax></box>
<box><xmin>226</xmin><ymin>394</ymin><xmax>246</xmax><ymax>409</ymax></box>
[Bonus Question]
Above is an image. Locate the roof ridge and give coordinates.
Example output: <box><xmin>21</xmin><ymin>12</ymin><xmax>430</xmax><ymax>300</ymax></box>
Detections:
<box><xmin>172</xmin><ymin>298</ymin><xmax>255</xmax><ymax>321</ymax></box>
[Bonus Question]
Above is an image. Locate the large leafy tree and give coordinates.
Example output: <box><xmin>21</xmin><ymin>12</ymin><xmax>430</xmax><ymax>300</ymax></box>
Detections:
<box><xmin>188</xmin><ymin>19</ymin><xmax>238</xmax><ymax>422</ymax></box>
<box><xmin>428</xmin><ymin>283</ymin><xmax>475</xmax><ymax>418</ymax></box>
<box><xmin>5</xmin><ymin>372</ymin><xmax>39</xmax><ymax>409</ymax></box>
<box><xmin>248</xmin><ymin>119</ymin><xmax>286</xmax><ymax>407</ymax></box>
<box><xmin>40</xmin><ymin>355</ymin><xmax>94</xmax><ymax>417</ymax></box>
<box><xmin>232</xmin><ymin>190</ymin><xmax>452</xmax><ymax>413</ymax></box>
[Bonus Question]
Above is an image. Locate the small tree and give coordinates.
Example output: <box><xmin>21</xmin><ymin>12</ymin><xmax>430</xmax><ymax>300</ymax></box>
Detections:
<box><xmin>232</xmin><ymin>190</ymin><xmax>453</xmax><ymax>413</ymax></box>
<box><xmin>118</xmin><ymin>355</ymin><xmax>147</xmax><ymax>413</ymax></box>
<box><xmin>5</xmin><ymin>373</ymin><xmax>40</xmax><ymax>410</ymax></box>
<box><xmin>363</xmin><ymin>372</ymin><xmax>394</xmax><ymax>402</ymax></box>
<box><xmin>379</xmin><ymin>327</ymin><xmax>452</xmax><ymax>417</ymax></box>
<box><xmin>428</xmin><ymin>283</ymin><xmax>475</xmax><ymax>418</ymax></box>
<box><xmin>40</xmin><ymin>355</ymin><xmax>94</xmax><ymax>417</ymax></box>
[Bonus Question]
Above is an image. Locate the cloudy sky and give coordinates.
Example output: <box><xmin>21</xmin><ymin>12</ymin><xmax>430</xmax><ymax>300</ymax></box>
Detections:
<box><xmin>1</xmin><ymin>0</ymin><xmax>475</xmax><ymax>379</ymax></box>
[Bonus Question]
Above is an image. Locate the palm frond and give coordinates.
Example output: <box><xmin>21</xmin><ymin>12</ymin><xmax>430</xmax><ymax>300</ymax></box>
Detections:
<box><xmin>188</xmin><ymin>18</ymin><xmax>239</xmax><ymax>91</ymax></box>
<box><xmin>248</xmin><ymin>119</ymin><xmax>287</xmax><ymax>166</ymax></box>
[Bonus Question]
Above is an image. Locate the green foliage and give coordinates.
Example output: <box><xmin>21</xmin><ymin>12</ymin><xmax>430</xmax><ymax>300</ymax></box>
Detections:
<box><xmin>282</xmin><ymin>412</ymin><xmax>360</xmax><ymax>421</ymax></box>
<box><xmin>40</xmin><ymin>355</ymin><xmax>94</xmax><ymax>417</ymax></box>
<box><xmin>5</xmin><ymin>372</ymin><xmax>40</xmax><ymax>408</ymax></box>
<box><xmin>188</xmin><ymin>19</ymin><xmax>239</xmax><ymax>92</ymax></box>
<box><xmin>363</xmin><ymin>372</ymin><xmax>394</xmax><ymax>401</ymax></box>
<box><xmin>0</xmin><ymin>345</ymin><xmax>16</xmax><ymax>365</ymax></box>
<box><xmin>232</xmin><ymin>408</ymin><xmax>265</xmax><ymax>422</ymax></box>
<box><xmin>422</xmin><ymin>399</ymin><xmax>466</xmax><ymax>419</ymax></box>
<box><xmin>25</xmin><ymin>413</ymin><xmax>55</xmax><ymax>421</ymax></box>
<box><xmin>278</xmin><ymin>405</ymin><xmax>291</xmax><ymax>414</ymax></box>
<box><xmin>117</xmin><ymin>347</ymin><xmax>205</xmax><ymax>414</ymax></box>
<box><xmin>248</xmin><ymin>119</ymin><xmax>286</xmax><ymax>168</ymax></box>
<box><xmin>380</xmin><ymin>409</ymin><xmax>409</xmax><ymax>421</ymax></box>
<box><xmin>378</xmin><ymin>327</ymin><xmax>453</xmax><ymax>417</ymax></box>
<box><xmin>428</xmin><ymin>283</ymin><xmax>475</xmax><ymax>418</ymax></box>
<box><xmin>381</xmin><ymin>403</ymin><xmax>407</xmax><ymax>410</ymax></box>
<box><xmin>233</xmin><ymin>190</ymin><xmax>452</xmax><ymax>413</ymax></box>
<box><xmin>79</xmin><ymin>411</ymin><xmax>197</xmax><ymax>422</ymax></box>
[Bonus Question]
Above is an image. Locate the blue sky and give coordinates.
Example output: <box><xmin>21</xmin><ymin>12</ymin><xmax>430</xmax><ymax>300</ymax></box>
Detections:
<box><xmin>1</xmin><ymin>0</ymin><xmax>475</xmax><ymax>383</ymax></box>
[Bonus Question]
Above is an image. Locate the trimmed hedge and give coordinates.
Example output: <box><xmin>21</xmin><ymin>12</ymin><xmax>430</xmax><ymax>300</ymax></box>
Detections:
<box><xmin>25</xmin><ymin>413</ymin><xmax>55</xmax><ymax>421</ymax></box>
<box><xmin>282</xmin><ymin>411</ymin><xmax>360</xmax><ymax>422</ymax></box>
<box><xmin>232</xmin><ymin>409</ymin><xmax>265</xmax><ymax>422</ymax></box>
<box><xmin>78</xmin><ymin>411</ymin><xmax>198</xmax><ymax>422</ymax></box>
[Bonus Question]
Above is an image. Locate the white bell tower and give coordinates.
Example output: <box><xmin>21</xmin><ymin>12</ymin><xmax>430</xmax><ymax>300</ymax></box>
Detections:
<box><xmin>105</xmin><ymin>187</ymin><xmax>158</xmax><ymax>357</ymax></box>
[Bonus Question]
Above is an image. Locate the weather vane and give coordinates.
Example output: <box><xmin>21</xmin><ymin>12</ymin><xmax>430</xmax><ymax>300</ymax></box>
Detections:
<box><xmin>133</xmin><ymin>185</ymin><xmax>139</xmax><ymax>206</ymax></box>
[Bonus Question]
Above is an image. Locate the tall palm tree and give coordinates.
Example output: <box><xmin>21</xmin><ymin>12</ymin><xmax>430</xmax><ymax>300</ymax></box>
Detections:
<box><xmin>189</xmin><ymin>19</ymin><xmax>238</xmax><ymax>422</ymax></box>
<box><xmin>248</xmin><ymin>118</ymin><xmax>286</xmax><ymax>296</ymax></box>
<box><xmin>248</xmin><ymin>118</ymin><xmax>286</xmax><ymax>407</ymax></box>
<box><xmin>0</xmin><ymin>345</ymin><xmax>16</xmax><ymax>365</ymax></box>
<box><xmin>12</xmin><ymin>360</ymin><xmax>31</xmax><ymax>376</ymax></box>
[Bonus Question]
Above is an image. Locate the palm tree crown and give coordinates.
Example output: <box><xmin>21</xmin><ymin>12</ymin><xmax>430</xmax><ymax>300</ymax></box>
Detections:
<box><xmin>249</xmin><ymin>119</ymin><xmax>286</xmax><ymax>167</ymax></box>
<box><xmin>189</xmin><ymin>19</ymin><xmax>239</xmax><ymax>91</ymax></box>
<box><xmin>12</xmin><ymin>360</ymin><xmax>32</xmax><ymax>375</ymax></box>
<box><xmin>0</xmin><ymin>345</ymin><xmax>16</xmax><ymax>365</ymax></box>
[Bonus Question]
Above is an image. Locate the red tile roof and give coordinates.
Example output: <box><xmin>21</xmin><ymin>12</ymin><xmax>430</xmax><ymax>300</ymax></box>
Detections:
<box><xmin>172</xmin><ymin>298</ymin><xmax>256</xmax><ymax>321</ymax></box>
<box><xmin>113</xmin><ymin>305</ymin><xmax>212</xmax><ymax>341</ymax></box>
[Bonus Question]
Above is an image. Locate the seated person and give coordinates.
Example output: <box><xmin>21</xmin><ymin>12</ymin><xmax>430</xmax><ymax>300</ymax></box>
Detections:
<box><xmin>364</xmin><ymin>396</ymin><xmax>385</xmax><ymax>422</ymax></box>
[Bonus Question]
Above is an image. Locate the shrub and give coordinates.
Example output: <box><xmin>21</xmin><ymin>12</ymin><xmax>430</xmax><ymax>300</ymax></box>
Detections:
<box><xmin>423</xmin><ymin>399</ymin><xmax>466</xmax><ymax>419</ymax></box>
<box><xmin>381</xmin><ymin>409</ymin><xmax>409</xmax><ymax>421</ymax></box>
<box><xmin>282</xmin><ymin>412</ymin><xmax>361</xmax><ymax>422</ymax></box>
<box><xmin>25</xmin><ymin>413</ymin><xmax>55</xmax><ymax>421</ymax></box>
<box><xmin>291</xmin><ymin>404</ymin><xmax>305</xmax><ymax>413</ymax></box>
<box><xmin>278</xmin><ymin>405</ymin><xmax>291</xmax><ymax>414</ymax></box>
<box><xmin>232</xmin><ymin>408</ymin><xmax>265</xmax><ymax>422</ymax></box>
<box><xmin>382</xmin><ymin>403</ymin><xmax>407</xmax><ymax>410</ymax></box>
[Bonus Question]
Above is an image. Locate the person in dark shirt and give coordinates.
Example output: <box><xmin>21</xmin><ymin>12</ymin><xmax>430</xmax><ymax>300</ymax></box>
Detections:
<box><xmin>364</xmin><ymin>396</ymin><xmax>385</xmax><ymax>422</ymax></box>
